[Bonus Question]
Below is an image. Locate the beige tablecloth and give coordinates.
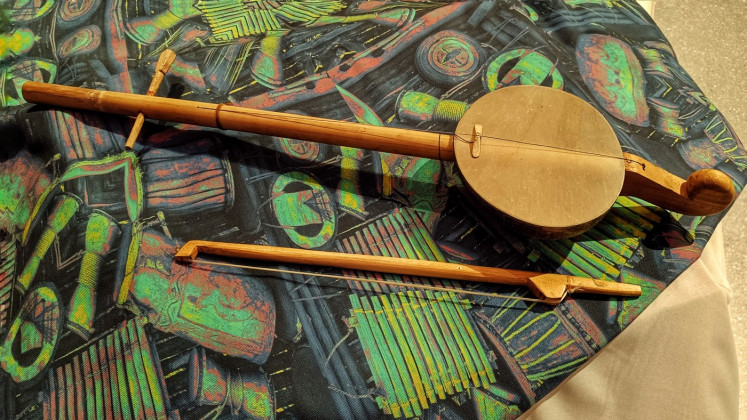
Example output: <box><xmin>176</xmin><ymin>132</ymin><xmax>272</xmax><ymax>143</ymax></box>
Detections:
<box><xmin>523</xmin><ymin>226</ymin><xmax>740</xmax><ymax>419</ymax></box>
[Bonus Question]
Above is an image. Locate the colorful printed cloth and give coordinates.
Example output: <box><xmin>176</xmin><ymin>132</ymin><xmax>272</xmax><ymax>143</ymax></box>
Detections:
<box><xmin>0</xmin><ymin>1</ymin><xmax>744</xmax><ymax>419</ymax></box>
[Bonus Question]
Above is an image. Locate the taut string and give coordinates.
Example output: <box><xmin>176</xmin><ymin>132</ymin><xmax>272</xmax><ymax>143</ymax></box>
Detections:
<box><xmin>206</xmin><ymin>105</ymin><xmax>647</xmax><ymax>166</ymax></box>
<box><xmin>183</xmin><ymin>258</ymin><xmax>547</xmax><ymax>304</ymax></box>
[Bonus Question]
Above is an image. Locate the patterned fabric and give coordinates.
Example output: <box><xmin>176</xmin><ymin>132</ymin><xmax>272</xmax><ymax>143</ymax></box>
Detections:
<box><xmin>196</xmin><ymin>1</ymin><xmax>345</xmax><ymax>41</ymax></box>
<box><xmin>0</xmin><ymin>1</ymin><xmax>744</xmax><ymax>419</ymax></box>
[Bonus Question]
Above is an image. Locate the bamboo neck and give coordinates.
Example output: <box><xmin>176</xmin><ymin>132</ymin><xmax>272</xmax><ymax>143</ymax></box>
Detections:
<box><xmin>22</xmin><ymin>82</ymin><xmax>454</xmax><ymax>161</ymax></box>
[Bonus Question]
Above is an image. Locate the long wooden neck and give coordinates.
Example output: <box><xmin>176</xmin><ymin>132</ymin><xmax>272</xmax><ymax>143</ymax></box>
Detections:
<box><xmin>22</xmin><ymin>82</ymin><xmax>455</xmax><ymax>161</ymax></box>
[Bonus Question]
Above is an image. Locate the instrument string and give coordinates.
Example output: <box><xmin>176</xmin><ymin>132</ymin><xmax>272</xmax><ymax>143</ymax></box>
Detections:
<box><xmin>451</xmin><ymin>132</ymin><xmax>647</xmax><ymax>168</ymax></box>
<box><xmin>183</xmin><ymin>258</ymin><xmax>547</xmax><ymax>304</ymax></box>
<box><xmin>207</xmin><ymin>105</ymin><xmax>647</xmax><ymax>167</ymax></box>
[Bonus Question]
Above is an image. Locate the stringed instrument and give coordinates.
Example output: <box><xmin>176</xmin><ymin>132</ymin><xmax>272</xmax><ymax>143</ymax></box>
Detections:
<box><xmin>22</xmin><ymin>82</ymin><xmax>736</xmax><ymax>238</ymax></box>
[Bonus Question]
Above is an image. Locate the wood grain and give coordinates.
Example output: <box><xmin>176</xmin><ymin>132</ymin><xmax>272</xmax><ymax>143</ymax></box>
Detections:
<box><xmin>22</xmin><ymin>82</ymin><xmax>453</xmax><ymax>160</ymax></box>
<box><xmin>621</xmin><ymin>153</ymin><xmax>735</xmax><ymax>215</ymax></box>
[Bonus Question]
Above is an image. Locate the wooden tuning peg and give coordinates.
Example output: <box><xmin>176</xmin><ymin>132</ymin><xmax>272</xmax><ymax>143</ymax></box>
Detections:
<box><xmin>124</xmin><ymin>49</ymin><xmax>177</xmax><ymax>150</ymax></box>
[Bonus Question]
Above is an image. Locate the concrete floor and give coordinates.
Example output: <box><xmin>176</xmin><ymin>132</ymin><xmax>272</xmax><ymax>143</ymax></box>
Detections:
<box><xmin>651</xmin><ymin>1</ymin><xmax>746</xmax><ymax>416</ymax></box>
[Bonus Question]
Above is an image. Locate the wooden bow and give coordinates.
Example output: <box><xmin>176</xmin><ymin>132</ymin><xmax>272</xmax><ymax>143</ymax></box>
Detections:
<box><xmin>175</xmin><ymin>240</ymin><xmax>642</xmax><ymax>305</ymax></box>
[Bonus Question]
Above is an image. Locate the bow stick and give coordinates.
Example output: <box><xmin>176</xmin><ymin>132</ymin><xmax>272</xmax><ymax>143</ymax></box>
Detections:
<box><xmin>175</xmin><ymin>240</ymin><xmax>642</xmax><ymax>305</ymax></box>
